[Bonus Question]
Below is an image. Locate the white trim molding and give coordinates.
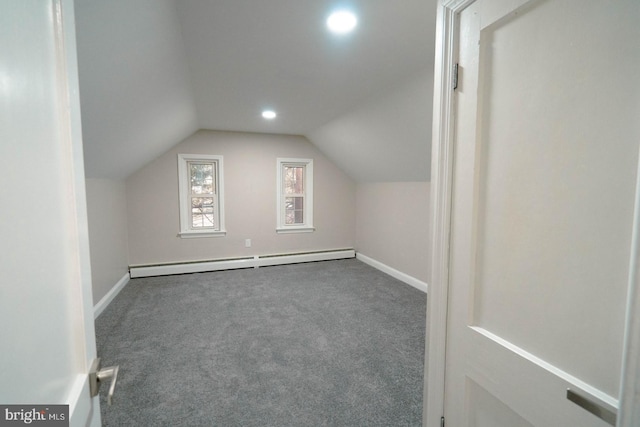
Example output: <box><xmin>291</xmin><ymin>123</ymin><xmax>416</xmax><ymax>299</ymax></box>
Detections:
<box><xmin>130</xmin><ymin>257</ymin><xmax>255</xmax><ymax>278</ymax></box>
<box><xmin>356</xmin><ymin>253</ymin><xmax>428</xmax><ymax>294</ymax></box>
<box><xmin>93</xmin><ymin>272</ymin><xmax>130</xmax><ymax>319</ymax></box>
<box><xmin>257</xmin><ymin>249</ymin><xmax>354</xmax><ymax>267</ymax></box>
<box><xmin>424</xmin><ymin>1</ymin><xmax>475</xmax><ymax>426</ymax></box>
<box><xmin>275</xmin><ymin>227</ymin><xmax>315</xmax><ymax>234</ymax></box>
<box><xmin>129</xmin><ymin>249</ymin><xmax>355</xmax><ymax>278</ymax></box>
<box><xmin>618</xmin><ymin>141</ymin><xmax>640</xmax><ymax>427</ymax></box>
<box><xmin>178</xmin><ymin>229</ymin><xmax>226</xmax><ymax>239</ymax></box>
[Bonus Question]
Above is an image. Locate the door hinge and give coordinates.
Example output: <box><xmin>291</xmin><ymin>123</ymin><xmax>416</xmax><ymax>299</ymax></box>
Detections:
<box><xmin>441</xmin><ymin>416</ymin><xmax>445</xmax><ymax>427</ymax></box>
<box><xmin>452</xmin><ymin>63</ymin><xmax>459</xmax><ymax>91</ymax></box>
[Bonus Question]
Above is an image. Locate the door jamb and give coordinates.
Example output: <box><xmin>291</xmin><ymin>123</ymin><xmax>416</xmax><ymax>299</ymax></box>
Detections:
<box><xmin>53</xmin><ymin>0</ymin><xmax>100</xmax><ymax>424</ymax></box>
<box><xmin>618</xmin><ymin>147</ymin><xmax>640</xmax><ymax>427</ymax></box>
<box><xmin>423</xmin><ymin>1</ymin><xmax>472</xmax><ymax>427</ymax></box>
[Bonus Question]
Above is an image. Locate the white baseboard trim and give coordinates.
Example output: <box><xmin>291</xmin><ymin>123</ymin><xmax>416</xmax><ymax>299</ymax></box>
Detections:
<box><xmin>356</xmin><ymin>253</ymin><xmax>428</xmax><ymax>294</ymax></box>
<box><xmin>129</xmin><ymin>249</ymin><xmax>356</xmax><ymax>278</ymax></box>
<box><xmin>256</xmin><ymin>249</ymin><xmax>355</xmax><ymax>268</ymax></box>
<box><xmin>94</xmin><ymin>272</ymin><xmax>130</xmax><ymax>319</ymax></box>
<box><xmin>130</xmin><ymin>257</ymin><xmax>255</xmax><ymax>278</ymax></box>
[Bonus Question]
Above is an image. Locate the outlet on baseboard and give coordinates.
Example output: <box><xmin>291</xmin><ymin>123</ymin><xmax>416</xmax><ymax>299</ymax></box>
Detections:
<box><xmin>245</xmin><ymin>239</ymin><xmax>251</xmax><ymax>248</ymax></box>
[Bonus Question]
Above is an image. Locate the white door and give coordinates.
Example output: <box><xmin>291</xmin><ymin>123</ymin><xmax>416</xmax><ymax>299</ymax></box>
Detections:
<box><xmin>431</xmin><ymin>0</ymin><xmax>640</xmax><ymax>426</ymax></box>
<box><xmin>0</xmin><ymin>1</ymin><xmax>101</xmax><ymax>425</ymax></box>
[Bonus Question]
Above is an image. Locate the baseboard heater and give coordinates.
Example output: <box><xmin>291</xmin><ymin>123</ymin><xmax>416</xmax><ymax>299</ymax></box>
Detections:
<box><xmin>129</xmin><ymin>248</ymin><xmax>355</xmax><ymax>278</ymax></box>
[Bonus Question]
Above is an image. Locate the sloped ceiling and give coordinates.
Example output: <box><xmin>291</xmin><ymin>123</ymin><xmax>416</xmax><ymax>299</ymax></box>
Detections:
<box><xmin>307</xmin><ymin>69</ymin><xmax>433</xmax><ymax>182</ymax></box>
<box><xmin>76</xmin><ymin>0</ymin><xmax>437</xmax><ymax>181</ymax></box>
<box><xmin>76</xmin><ymin>0</ymin><xmax>199</xmax><ymax>179</ymax></box>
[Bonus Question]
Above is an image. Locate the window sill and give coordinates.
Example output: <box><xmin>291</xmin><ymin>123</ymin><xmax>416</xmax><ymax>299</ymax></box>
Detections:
<box><xmin>276</xmin><ymin>227</ymin><xmax>315</xmax><ymax>234</ymax></box>
<box><xmin>178</xmin><ymin>230</ymin><xmax>227</xmax><ymax>239</ymax></box>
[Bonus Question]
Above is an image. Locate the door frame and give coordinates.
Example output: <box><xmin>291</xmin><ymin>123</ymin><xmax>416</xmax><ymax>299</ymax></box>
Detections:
<box><xmin>423</xmin><ymin>0</ymin><xmax>640</xmax><ymax>426</ymax></box>
<box><xmin>53</xmin><ymin>0</ymin><xmax>101</xmax><ymax>424</ymax></box>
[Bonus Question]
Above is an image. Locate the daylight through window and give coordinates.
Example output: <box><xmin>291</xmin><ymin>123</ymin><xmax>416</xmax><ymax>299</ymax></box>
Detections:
<box><xmin>178</xmin><ymin>154</ymin><xmax>225</xmax><ymax>238</ymax></box>
<box><xmin>277</xmin><ymin>158</ymin><xmax>314</xmax><ymax>233</ymax></box>
<box><xmin>189</xmin><ymin>162</ymin><xmax>216</xmax><ymax>228</ymax></box>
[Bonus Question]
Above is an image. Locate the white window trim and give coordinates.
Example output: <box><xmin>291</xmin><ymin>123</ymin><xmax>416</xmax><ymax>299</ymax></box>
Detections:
<box><xmin>177</xmin><ymin>154</ymin><xmax>226</xmax><ymax>238</ymax></box>
<box><xmin>276</xmin><ymin>158</ymin><xmax>314</xmax><ymax>233</ymax></box>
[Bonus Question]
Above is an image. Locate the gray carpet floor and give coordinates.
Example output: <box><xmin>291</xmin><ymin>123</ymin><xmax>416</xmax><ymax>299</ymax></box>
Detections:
<box><xmin>95</xmin><ymin>259</ymin><xmax>426</xmax><ymax>426</ymax></box>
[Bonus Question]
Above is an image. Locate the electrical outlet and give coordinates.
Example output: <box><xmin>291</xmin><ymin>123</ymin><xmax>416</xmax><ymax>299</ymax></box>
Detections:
<box><xmin>245</xmin><ymin>239</ymin><xmax>251</xmax><ymax>248</ymax></box>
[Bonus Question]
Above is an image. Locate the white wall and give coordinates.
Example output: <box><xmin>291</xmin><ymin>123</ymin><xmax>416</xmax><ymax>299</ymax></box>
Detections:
<box><xmin>86</xmin><ymin>179</ymin><xmax>129</xmax><ymax>304</ymax></box>
<box><xmin>356</xmin><ymin>182</ymin><xmax>430</xmax><ymax>283</ymax></box>
<box><xmin>126</xmin><ymin>130</ymin><xmax>356</xmax><ymax>265</ymax></box>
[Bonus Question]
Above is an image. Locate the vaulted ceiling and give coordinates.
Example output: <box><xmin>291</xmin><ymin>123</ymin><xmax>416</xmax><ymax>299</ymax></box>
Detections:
<box><xmin>75</xmin><ymin>0</ymin><xmax>437</xmax><ymax>182</ymax></box>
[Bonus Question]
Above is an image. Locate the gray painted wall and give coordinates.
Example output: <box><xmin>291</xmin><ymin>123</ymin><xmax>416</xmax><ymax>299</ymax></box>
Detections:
<box><xmin>356</xmin><ymin>182</ymin><xmax>430</xmax><ymax>283</ymax></box>
<box><xmin>126</xmin><ymin>130</ymin><xmax>356</xmax><ymax>265</ymax></box>
<box><xmin>86</xmin><ymin>178</ymin><xmax>129</xmax><ymax>304</ymax></box>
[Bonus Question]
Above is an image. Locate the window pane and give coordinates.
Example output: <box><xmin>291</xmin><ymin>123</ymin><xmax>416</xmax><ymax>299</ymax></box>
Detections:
<box><xmin>284</xmin><ymin>166</ymin><xmax>304</xmax><ymax>194</ymax></box>
<box><xmin>191</xmin><ymin>197</ymin><xmax>215</xmax><ymax>228</ymax></box>
<box><xmin>190</xmin><ymin>163</ymin><xmax>215</xmax><ymax>194</ymax></box>
<box><xmin>285</xmin><ymin>197</ymin><xmax>304</xmax><ymax>225</ymax></box>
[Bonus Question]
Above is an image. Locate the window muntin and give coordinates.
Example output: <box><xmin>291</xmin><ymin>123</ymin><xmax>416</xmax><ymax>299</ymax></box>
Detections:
<box><xmin>277</xmin><ymin>158</ymin><xmax>314</xmax><ymax>233</ymax></box>
<box><xmin>178</xmin><ymin>154</ymin><xmax>225</xmax><ymax>238</ymax></box>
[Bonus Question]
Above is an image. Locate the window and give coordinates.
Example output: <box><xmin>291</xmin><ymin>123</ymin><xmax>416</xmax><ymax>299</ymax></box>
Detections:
<box><xmin>276</xmin><ymin>158</ymin><xmax>314</xmax><ymax>233</ymax></box>
<box><xmin>177</xmin><ymin>154</ymin><xmax>225</xmax><ymax>238</ymax></box>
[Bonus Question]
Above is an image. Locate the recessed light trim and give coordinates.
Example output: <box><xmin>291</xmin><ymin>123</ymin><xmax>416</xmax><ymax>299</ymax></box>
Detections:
<box><xmin>327</xmin><ymin>11</ymin><xmax>357</xmax><ymax>34</ymax></box>
<box><xmin>262</xmin><ymin>110</ymin><xmax>277</xmax><ymax>120</ymax></box>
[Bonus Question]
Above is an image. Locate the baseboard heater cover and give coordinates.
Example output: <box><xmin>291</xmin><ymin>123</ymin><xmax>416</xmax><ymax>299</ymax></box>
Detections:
<box><xmin>129</xmin><ymin>249</ymin><xmax>355</xmax><ymax>278</ymax></box>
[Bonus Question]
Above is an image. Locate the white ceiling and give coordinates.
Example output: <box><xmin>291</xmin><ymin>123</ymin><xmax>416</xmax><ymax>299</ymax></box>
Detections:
<box><xmin>76</xmin><ymin>0</ymin><xmax>437</xmax><ymax>181</ymax></box>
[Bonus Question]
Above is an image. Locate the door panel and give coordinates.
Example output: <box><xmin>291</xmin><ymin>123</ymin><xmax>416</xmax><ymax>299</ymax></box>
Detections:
<box><xmin>444</xmin><ymin>0</ymin><xmax>640</xmax><ymax>425</ymax></box>
<box><xmin>474</xmin><ymin>0</ymin><xmax>635</xmax><ymax>395</ymax></box>
<box><xmin>467</xmin><ymin>378</ymin><xmax>533</xmax><ymax>427</ymax></box>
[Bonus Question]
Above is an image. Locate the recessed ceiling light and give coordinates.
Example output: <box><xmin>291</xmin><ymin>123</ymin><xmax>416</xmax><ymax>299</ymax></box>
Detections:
<box><xmin>262</xmin><ymin>110</ymin><xmax>277</xmax><ymax>120</ymax></box>
<box><xmin>327</xmin><ymin>11</ymin><xmax>357</xmax><ymax>34</ymax></box>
